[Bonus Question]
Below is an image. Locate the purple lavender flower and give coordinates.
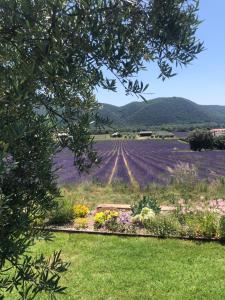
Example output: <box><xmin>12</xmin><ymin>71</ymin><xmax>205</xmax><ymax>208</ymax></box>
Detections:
<box><xmin>119</xmin><ymin>212</ymin><xmax>131</xmax><ymax>225</ymax></box>
<box><xmin>54</xmin><ymin>139</ymin><xmax>225</xmax><ymax>187</ymax></box>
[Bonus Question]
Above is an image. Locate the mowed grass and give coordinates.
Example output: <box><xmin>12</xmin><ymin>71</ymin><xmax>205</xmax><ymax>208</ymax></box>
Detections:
<box><xmin>16</xmin><ymin>233</ymin><xmax>225</xmax><ymax>300</ymax></box>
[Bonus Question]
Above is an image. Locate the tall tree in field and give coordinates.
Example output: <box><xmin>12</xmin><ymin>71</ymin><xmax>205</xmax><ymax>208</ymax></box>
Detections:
<box><xmin>0</xmin><ymin>0</ymin><xmax>203</xmax><ymax>298</ymax></box>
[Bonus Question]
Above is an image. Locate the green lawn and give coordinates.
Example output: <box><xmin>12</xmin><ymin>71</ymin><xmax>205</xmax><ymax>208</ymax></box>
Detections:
<box><xmin>17</xmin><ymin>233</ymin><xmax>225</xmax><ymax>299</ymax></box>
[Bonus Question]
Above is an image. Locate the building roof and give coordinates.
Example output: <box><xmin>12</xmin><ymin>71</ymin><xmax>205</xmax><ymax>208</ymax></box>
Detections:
<box><xmin>210</xmin><ymin>128</ymin><xmax>225</xmax><ymax>132</ymax></box>
<box><xmin>139</xmin><ymin>131</ymin><xmax>153</xmax><ymax>134</ymax></box>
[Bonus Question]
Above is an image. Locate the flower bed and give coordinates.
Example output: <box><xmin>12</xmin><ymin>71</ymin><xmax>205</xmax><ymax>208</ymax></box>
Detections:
<box><xmin>46</xmin><ymin>197</ymin><xmax>225</xmax><ymax>240</ymax></box>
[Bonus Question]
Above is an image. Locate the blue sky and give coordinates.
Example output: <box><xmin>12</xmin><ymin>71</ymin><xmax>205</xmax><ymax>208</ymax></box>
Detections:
<box><xmin>96</xmin><ymin>1</ymin><xmax>225</xmax><ymax>107</ymax></box>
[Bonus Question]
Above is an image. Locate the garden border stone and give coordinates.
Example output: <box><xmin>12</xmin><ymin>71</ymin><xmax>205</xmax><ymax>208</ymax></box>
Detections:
<box><xmin>96</xmin><ymin>204</ymin><xmax>176</xmax><ymax>213</ymax></box>
<box><xmin>43</xmin><ymin>226</ymin><xmax>224</xmax><ymax>242</ymax></box>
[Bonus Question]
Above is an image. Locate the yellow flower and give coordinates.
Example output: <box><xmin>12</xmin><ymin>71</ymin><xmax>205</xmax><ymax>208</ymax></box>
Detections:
<box><xmin>73</xmin><ymin>204</ymin><xmax>90</xmax><ymax>218</ymax></box>
<box><xmin>74</xmin><ymin>217</ymin><xmax>88</xmax><ymax>229</ymax></box>
<box><xmin>94</xmin><ymin>212</ymin><xmax>106</xmax><ymax>225</ymax></box>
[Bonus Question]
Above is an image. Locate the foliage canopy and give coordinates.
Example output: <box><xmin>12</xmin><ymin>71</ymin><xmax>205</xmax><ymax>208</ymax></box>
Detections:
<box><xmin>213</xmin><ymin>136</ymin><xmax>225</xmax><ymax>150</ymax></box>
<box><xmin>188</xmin><ymin>130</ymin><xmax>214</xmax><ymax>151</ymax></box>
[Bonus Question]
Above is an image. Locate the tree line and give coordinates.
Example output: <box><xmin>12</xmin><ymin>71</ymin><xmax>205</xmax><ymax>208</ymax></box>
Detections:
<box><xmin>188</xmin><ymin>131</ymin><xmax>225</xmax><ymax>151</ymax></box>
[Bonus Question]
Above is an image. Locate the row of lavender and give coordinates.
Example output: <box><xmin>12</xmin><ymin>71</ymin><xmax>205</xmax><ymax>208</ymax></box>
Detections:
<box><xmin>122</xmin><ymin>140</ymin><xmax>225</xmax><ymax>186</ymax></box>
<box><xmin>54</xmin><ymin>139</ymin><xmax>225</xmax><ymax>187</ymax></box>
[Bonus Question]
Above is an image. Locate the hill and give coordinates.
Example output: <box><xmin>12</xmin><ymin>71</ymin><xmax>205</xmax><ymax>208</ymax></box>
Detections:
<box><xmin>99</xmin><ymin>97</ymin><xmax>225</xmax><ymax>127</ymax></box>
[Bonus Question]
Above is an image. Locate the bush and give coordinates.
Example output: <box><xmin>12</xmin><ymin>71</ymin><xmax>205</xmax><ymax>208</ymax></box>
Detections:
<box><xmin>143</xmin><ymin>215</ymin><xmax>181</xmax><ymax>237</ymax></box>
<box><xmin>219</xmin><ymin>215</ymin><xmax>225</xmax><ymax>239</ymax></box>
<box><xmin>74</xmin><ymin>218</ymin><xmax>88</xmax><ymax>229</ymax></box>
<box><xmin>213</xmin><ymin>136</ymin><xmax>225</xmax><ymax>150</ymax></box>
<box><xmin>132</xmin><ymin>207</ymin><xmax>155</xmax><ymax>225</ymax></box>
<box><xmin>73</xmin><ymin>204</ymin><xmax>89</xmax><ymax>218</ymax></box>
<box><xmin>184</xmin><ymin>212</ymin><xmax>218</xmax><ymax>238</ymax></box>
<box><xmin>94</xmin><ymin>210</ymin><xmax>119</xmax><ymax>229</ymax></box>
<box><xmin>132</xmin><ymin>196</ymin><xmax>161</xmax><ymax>216</ymax></box>
<box><xmin>188</xmin><ymin>130</ymin><xmax>213</xmax><ymax>151</ymax></box>
<box><xmin>105</xmin><ymin>216</ymin><xmax>119</xmax><ymax>232</ymax></box>
<box><xmin>94</xmin><ymin>212</ymin><xmax>106</xmax><ymax>228</ymax></box>
<box><xmin>48</xmin><ymin>198</ymin><xmax>74</xmax><ymax>225</ymax></box>
<box><xmin>118</xmin><ymin>212</ymin><xmax>135</xmax><ymax>233</ymax></box>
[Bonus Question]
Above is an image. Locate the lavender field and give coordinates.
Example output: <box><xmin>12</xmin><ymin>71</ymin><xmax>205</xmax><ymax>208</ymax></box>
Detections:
<box><xmin>54</xmin><ymin>140</ymin><xmax>225</xmax><ymax>187</ymax></box>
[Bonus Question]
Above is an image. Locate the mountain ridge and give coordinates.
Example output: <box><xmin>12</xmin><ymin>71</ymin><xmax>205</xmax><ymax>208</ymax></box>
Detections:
<box><xmin>99</xmin><ymin>97</ymin><xmax>225</xmax><ymax>127</ymax></box>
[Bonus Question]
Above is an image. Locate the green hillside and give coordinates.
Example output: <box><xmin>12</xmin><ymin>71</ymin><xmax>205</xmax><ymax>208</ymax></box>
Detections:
<box><xmin>99</xmin><ymin>97</ymin><xmax>225</xmax><ymax>127</ymax></box>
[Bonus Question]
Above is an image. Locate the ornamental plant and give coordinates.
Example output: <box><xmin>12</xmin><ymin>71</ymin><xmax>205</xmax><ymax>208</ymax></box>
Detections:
<box><xmin>183</xmin><ymin>211</ymin><xmax>219</xmax><ymax>238</ymax></box>
<box><xmin>209</xmin><ymin>199</ymin><xmax>225</xmax><ymax>215</ymax></box>
<box><xmin>104</xmin><ymin>211</ymin><xmax>120</xmax><ymax>232</ymax></box>
<box><xmin>48</xmin><ymin>198</ymin><xmax>74</xmax><ymax>225</ymax></box>
<box><xmin>105</xmin><ymin>217</ymin><xmax>119</xmax><ymax>232</ymax></box>
<box><xmin>144</xmin><ymin>215</ymin><xmax>181</xmax><ymax>238</ymax></box>
<box><xmin>94</xmin><ymin>210</ymin><xmax>119</xmax><ymax>229</ymax></box>
<box><xmin>132</xmin><ymin>196</ymin><xmax>161</xmax><ymax>216</ymax></box>
<box><xmin>94</xmin><ymin>212</ymin><xmax>106</xmax><ymax>229</ymax></box>
<box><xmin>132</xmin><ymin>207</ymin><xmax>155</xmax><ymax>225</ymax></box>
<box><xmin>119</xmin><ymin>212</ymin><xmax>131</xmax><ymax>226</ymax></box>
<box><xmin>73</xmin><ymin>204</ymin><xmax>90</xmax><ymax>218</ymax></box>
<box><xmin>118</xmin><ymin>212</ymin><xmax>134</xmax><ymax>233</ymax></box>
<box><xmin>74</xmin><ymin>218</ymin><xmax>88</xmax><ymax>230</ymax></box>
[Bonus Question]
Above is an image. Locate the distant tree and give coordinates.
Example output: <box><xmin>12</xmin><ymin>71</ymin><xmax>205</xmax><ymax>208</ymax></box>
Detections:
<box><xmin>188</xmin><ymin>130</ymin><xmax>214</xmax><ymax>151</ymax></box>
<box><xmin>213</xmin><ymin>136</ymin><xmax>225</xmax><ymax>150</ymax></box>
<box><xmin>0</xmin><ymin>0</ymin><xmax>203</xmax><ymax>298</ymax></box>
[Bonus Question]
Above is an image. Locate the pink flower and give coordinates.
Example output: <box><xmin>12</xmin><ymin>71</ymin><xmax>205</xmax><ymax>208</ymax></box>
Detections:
<box><xmin>218</xmin><ymin>199</ymin><xmax>225</xmax><ymax>207</ymax></box>
<box><xmin>209</xmin><ymin>200</ymin><xmax>217</xmax><ymax>207</ymax></box>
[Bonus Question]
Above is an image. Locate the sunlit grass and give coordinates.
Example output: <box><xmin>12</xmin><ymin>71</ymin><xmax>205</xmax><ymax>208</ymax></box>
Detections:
<box><xmin>9</xmin><ymin>233</ymin><xmax>225</xmax><ymax>300</ymax></box>
<box><xmin>60</xmin><ymin>182</ymin><xmax>140</xmax><ymax>209</ymax></box>
<box><xmin>60</xmin><ymin>179</ymin><xmax>225</xmax><ymax>209</ymax></box>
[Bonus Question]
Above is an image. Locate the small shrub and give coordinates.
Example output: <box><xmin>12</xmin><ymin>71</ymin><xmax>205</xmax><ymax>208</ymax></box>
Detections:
<box><xmin>184</xmin><ymin>212</ymin><xmax>218</xmax><ymax>238</ymax></box>
<box><xmin>74</xmin><ymin>218</ymin><xmax>88</xmax><ymax>229</ymax></box>
<box><xmin>201</xmin><ymin>212</ymin><xmax>218</xmax><ymax>238</ymax></box>
<box><xmin>105</xmin><ymin>216</ymin><xmax>119</xmax><ymax>232</ymax></box>
<box><xmin>144</xmin><ymin>215</ymin><xmax>181</xmax><ymax>237</ymax></box>
<box><xmin>132</xmin><ymin>195</ymin><xmax>161</xmax><ymax>216</ymax></box>
<box><xmin>132</xmin><ymin>207</ymin><xmax>155</xmax><ymax>225</ymax></box>
<box><xmin>118</xmin><ymin>212</ymin><xmax>135</xmax><ymax>233</ymax></box>
<box><xmin>94</xmin><ymin>210</ymin><xmax>119</xmax><ymax>229</ymax></box>
<box><xmin>94</xmin><ymin>212</ymin><xmax>106</xmax><ymax>229</ymax></box>
<box><xmin>119</xmin><ymin>212</ymin><xmax>131</xmax><ymax>225</ymax></box>
<box><xmin>101</xmin><ymin>210</ymin><xmax>119</xmax><ymax>232</ymax></box>
<box><xmin>48</xmin><ymin>198</ymin><xmax>74</xmax><ymax>225</ymax></box>
<box><xmin>184</xmin><ymin>214</ymin><xmax>202</xmax><ymax>237</ymax></box>
<box><xmin>219</xmin><ymin>215</ymin><xmax>225</xmax><ymax>239</ymax></box>
<box><xmin>73</xmin><ymin>204</ymin><xmax>89</xmax><ymax>218</ymax></box>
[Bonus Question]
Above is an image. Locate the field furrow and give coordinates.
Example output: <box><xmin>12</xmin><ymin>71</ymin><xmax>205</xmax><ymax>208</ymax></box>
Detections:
<box><xmin>55</xmin><ymin>139</ymin><xmax>225</xmax><ymax>187</ymax></box>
